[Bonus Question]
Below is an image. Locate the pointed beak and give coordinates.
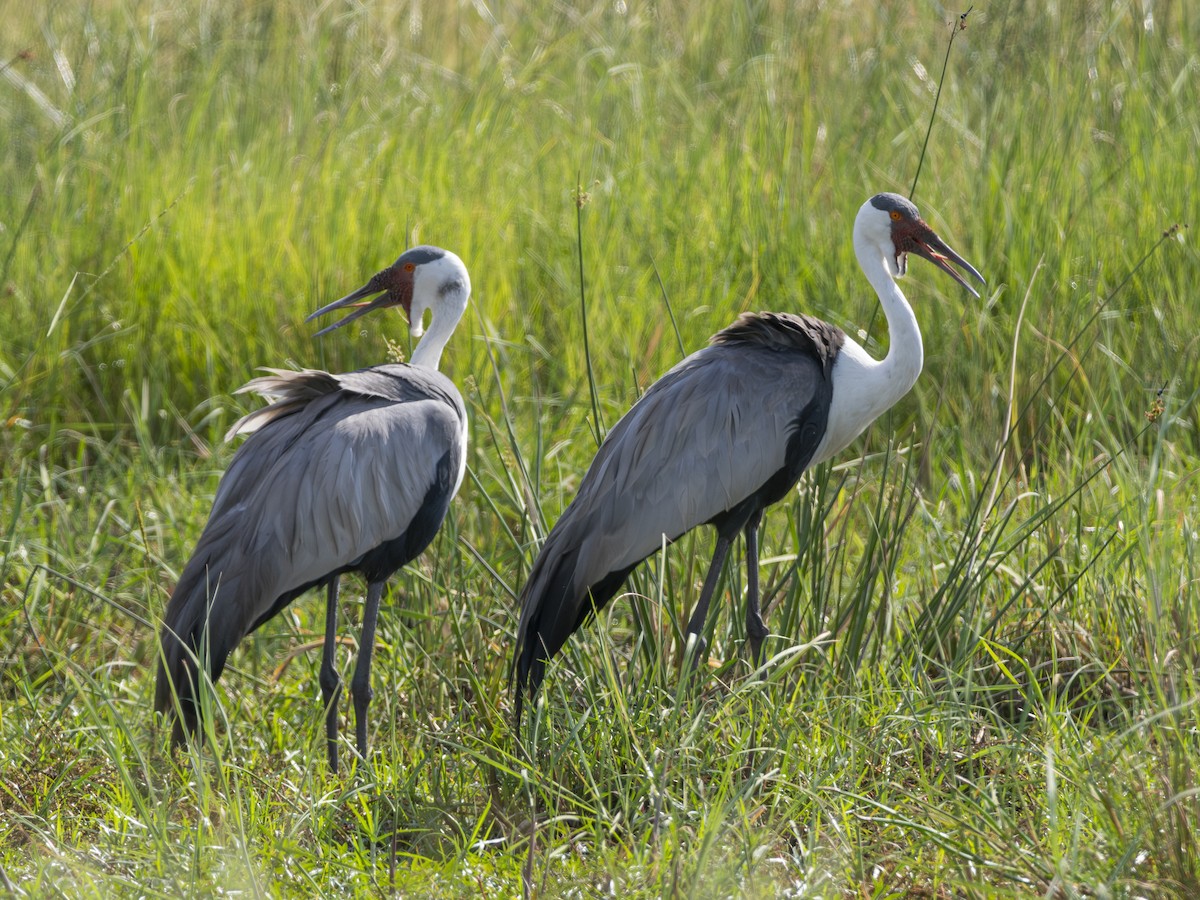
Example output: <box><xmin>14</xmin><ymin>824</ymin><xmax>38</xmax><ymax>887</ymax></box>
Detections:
<box><xmin>306</xmin><ymin>275</ymin><xmax>396</xmax><ymax>337</ymax></box>
<box><xmin>905</xmin><ymin>224</ymin><xmax>986</xmax><ymax>298</ymax></box>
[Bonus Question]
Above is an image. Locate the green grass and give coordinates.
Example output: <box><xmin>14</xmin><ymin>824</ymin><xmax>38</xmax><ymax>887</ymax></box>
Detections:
<box><xmin>2</xmin><ymin>0</ymin><xmax>1199</xmax><ymax>895</ymax></box>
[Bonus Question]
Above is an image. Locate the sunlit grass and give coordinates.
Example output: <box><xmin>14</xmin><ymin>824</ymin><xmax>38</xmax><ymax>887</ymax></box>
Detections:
<box><xmin>2</xmin><ymin>0</ymin><xmax>1198</xmax><ymax>896</ymax></box>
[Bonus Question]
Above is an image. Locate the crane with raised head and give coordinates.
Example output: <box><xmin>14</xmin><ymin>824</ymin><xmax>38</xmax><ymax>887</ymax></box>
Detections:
<box><xmin>512</xmin><ymin>193</ymin><xmax>984</xmax><ymax>718</ymax></box>
<box><xmin>156</xmin><ymin>245</ymin><xmax>471</xmax><ymax>772</ymax></box>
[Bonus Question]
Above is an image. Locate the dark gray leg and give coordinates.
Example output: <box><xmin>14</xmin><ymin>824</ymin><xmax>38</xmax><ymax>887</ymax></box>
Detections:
<box><xmin>351</xmin><ymin>580</ymin><xmax>385</xmax><ymax>764</ymax></box>
<box><xmin>319</xmin><ymin>578</ymin><xmax>343</xmax><ymax>773</ymax></box>
<box><xmin>682</xmin><ymin>534</ymin><xmax>733</xmax><ymax>670</ymax></box>
<box><xmin>743</xmin><ymin>510</ymin><xmax>768</xmax><ymax>666</ymax></box>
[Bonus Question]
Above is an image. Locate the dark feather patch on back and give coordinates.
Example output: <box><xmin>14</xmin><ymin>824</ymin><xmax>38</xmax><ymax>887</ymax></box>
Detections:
<box><xmin>710</xmin><ymin>312</ymin><xmax>845</xmax><ymax>378</ymax></box>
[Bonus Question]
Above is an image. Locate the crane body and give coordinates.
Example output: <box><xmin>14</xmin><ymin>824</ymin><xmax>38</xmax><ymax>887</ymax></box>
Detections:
<box><xmin>157</xmin><ymin>246</ymin><xmax>470</xmax><ymax>771</ymax></box>
<box><xmin>512</xmin><ymin>193</ymin><xmax>984</xmax><ymax>716</ymax></box>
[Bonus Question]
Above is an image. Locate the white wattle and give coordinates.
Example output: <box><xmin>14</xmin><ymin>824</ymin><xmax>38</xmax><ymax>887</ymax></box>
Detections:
<box><xmin>408</xmin><ymin>254</ymin><xmax>470</xmax><ymax>370</ymax></box>
<box><xmin>810</xmin><ymin>203</ymin><xmax>924</xmax><ymax>466</ymax></box>
<box><xmin>405</xmin><ymin>252</ymin><xmax>471</xmax><ymax>497</ymax></box>
<box><xmin>410</xmin><ymin>304</ymin><xmax>458</xmax><ymax>369</ymax></box>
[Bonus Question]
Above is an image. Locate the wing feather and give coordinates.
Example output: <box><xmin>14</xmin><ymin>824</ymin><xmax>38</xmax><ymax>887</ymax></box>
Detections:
<box><xmin>564</xmin><ymin>346</ymin><xmax>819</xmax><ymax>593</ymax></box>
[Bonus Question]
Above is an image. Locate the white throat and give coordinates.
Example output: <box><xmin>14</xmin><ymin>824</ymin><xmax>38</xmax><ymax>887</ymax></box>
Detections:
<box><xmin>811</xmin><ymin>207</ymin><xmax>924</xmax><ymax>464</ymax></box>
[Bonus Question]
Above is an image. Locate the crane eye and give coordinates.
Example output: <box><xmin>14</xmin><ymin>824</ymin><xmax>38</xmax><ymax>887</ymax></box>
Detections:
<box><xmin>890</xmin><ymin>210</ymin><xmax>902</xmax><ymax>221</ymax></box>
<box><xmin>403</xmin><ymin>262</ymin><xmax>416</xmax><ymax>272</ymax></box>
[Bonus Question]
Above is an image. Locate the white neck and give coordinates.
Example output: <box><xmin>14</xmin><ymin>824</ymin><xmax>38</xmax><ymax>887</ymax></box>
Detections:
<box><xmin>409</xmin><ymin>291</ymin><xmax>466</xmax><ymax>370</ymax></box>
<box><xmin>811</xmin><ymin>220</ymin><xmax>923</xmax><ymax>465</ymax></box>
<box><xmin>852</xmin><ymin>225</ymin><xmax>924</xmax><ymax>403</ymax></box>
<box><xmin>408</xmin><ymin>253</ymin><xmax>470</xmax><ymax>370</ymax></box>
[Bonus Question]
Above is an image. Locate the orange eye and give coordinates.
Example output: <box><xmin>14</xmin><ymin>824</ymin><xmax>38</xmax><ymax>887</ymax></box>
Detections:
<box><xmin>890</xmin><ymin>210</ymin><xmax>902</xmax><ymax>221</ymax></box>
<box><xmin>404</xmin><ymin>262</ymin><xmax>416</xmax><ymax>272</ymax></box>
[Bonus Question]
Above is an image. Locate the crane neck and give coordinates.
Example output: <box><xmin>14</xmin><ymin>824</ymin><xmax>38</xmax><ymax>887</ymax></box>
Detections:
<box><xmin>852</xmin><ymin>226</ymin><xmax>924</xmax><ymax>401</ymax></box>
<box><xmin>810</xmin><ymin>208</ymin><xmax>928</xmax><ymax>467</ymax></box>
<box><xmin>409</xmin><ymin>289</ymin><xmax>468</xmax><ymax>370</ymax></box>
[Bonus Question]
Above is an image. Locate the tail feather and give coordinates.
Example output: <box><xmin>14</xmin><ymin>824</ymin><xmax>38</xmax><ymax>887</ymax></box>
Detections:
<box><xmin>160</xmin><ymin>368</ymin><xmax>339</xmax><ymax>741</ymax></box>
<box><xmin>225</xmin><ymin>368</ymin><xmax>340</xmax><ymax>440</ymax></box>
<box><xmin>155</xmin><ymin>544</ymin><xmax>264</xmax><ymax>745</ymax></box>
<box><xmin>512</xmin><ymin>529</ymin><xmax>638</xmax><ymax>723</ymax></box>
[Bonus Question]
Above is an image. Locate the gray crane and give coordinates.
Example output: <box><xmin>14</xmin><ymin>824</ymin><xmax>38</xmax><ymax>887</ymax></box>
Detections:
<box><xmin>156</xmin><ymin>246</ymin><xmax>471</xmax><ymax>772</ymax></box>
<box><xmin>512</xmin><ymin>193</ymin><xmax>984</xmax><ymax>717</ymax></box>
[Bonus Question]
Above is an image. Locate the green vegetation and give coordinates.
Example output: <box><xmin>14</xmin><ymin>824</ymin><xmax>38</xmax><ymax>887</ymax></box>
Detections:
<box><xmin>2</xmin><ymin>0</ymin><xmax>1197</xmax><ymax>895</ymax></box>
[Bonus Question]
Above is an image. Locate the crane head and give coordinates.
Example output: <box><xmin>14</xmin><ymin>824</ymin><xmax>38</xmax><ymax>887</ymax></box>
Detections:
<box><xmin>306</xmin><ymin>245</ymin><xmax>470</xmax><ymax>338</ymax></box>
<box><xmin>864</xmin><ymin>193</ymin><xmax>985</xmax><ymax>298</ymax></box>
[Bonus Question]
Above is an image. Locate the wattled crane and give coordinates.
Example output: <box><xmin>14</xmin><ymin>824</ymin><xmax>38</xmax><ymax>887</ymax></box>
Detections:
<box><xmin>157</xmin><ymin>246</ymin><xmax>470</xmax><ymax>772</ymax></box>
<box><xmin>512</xmin><ymin>193</ymin><xmax>983</xmax><ymax>717</ymax></box>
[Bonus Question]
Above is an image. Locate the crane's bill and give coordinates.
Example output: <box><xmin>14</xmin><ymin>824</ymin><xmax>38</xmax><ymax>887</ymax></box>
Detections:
<box><xmin>909</xmin><ymin>229</ymin><xmax>985</xmax><ymax>298</ymax></box>
<box><xmin>307</xmin><ymin>282</ymin><xmax>391</xmax><ymax>337</ymax></box>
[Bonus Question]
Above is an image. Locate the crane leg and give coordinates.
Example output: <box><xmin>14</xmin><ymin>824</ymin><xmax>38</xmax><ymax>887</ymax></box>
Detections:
<box><xmin>744</xmin><ymin>510</ymin><xmax>768</xmax><ymax>667</ymax></box>
<box><xmin>682</xmin><ymin>534</ymin><xmax>732</xmax><ymax>671</ymax></box>
<box><xmin>319</xmin><ymin>578</ymin><xmax>343</xmax><ymax>773</ymax></box>
<box><xmin>350</xmin><ymin>579</ymin><xmax>384</xmax><ymax>765</ymax></box>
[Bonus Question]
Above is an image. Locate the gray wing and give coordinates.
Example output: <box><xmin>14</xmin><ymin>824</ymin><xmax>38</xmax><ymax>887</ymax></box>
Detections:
<box><xmin>205</xmin><ymin>368</ymin><xmax>465</xmax><ymax>592</ymax></box>
<box><xmin>513</xmin><ymin>340</ymin><xmax>826</xmax><ymax>700</ymax></box>
<box><xmin>207</xmin><ymin>366</ymin><xmax>466</xmax><ymax>576</ymax></box>
<box><xmin>565</xmin><ymin>343</ymin><xmax>822</xmax><ymax>596</ymax></box>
